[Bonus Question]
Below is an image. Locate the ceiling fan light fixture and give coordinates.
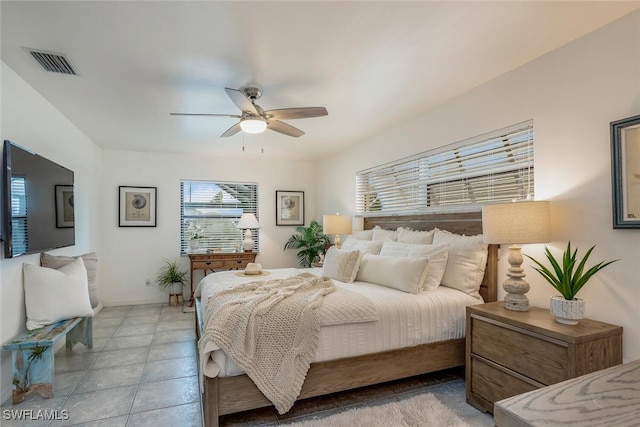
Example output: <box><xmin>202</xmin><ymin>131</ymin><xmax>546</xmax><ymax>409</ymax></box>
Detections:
<box><xmin>240</xmin><ymin>117</ymin><xmax>267</xmax><ymax>134</ymax></box>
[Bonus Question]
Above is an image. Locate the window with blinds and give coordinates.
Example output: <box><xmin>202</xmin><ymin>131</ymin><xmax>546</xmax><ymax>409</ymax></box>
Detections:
<box><xmin>180</xmin><ymin>180</ymin><xmax>259</xmax><ymax>254</ymax></box>
<box><xmin>356</xmin><ymin>121</ymin><xmax>534</xmax><ymax>215</ymax></box>
<box><xmin>10</xmin><ymin>176</ymin><xmax>28</xmax><ymax>255</ymax></box>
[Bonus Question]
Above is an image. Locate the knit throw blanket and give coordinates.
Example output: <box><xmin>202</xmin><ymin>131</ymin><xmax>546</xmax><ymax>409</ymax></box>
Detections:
<box><xmin>199</xmin><ymin>272</ymin><xmax>336</xmax><ymax>414</ymax></box>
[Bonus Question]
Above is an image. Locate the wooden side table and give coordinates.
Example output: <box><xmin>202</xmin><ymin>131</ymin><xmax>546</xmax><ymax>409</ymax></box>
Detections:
<box><xmin>187</xmin><ymin>251</ymin><xmax>256</xmax><ymax>305</ymax></box>
<box><xmin>466</xmin><ymin>301</ymin><xmax>623</xmax><ymax>413</ymax></box>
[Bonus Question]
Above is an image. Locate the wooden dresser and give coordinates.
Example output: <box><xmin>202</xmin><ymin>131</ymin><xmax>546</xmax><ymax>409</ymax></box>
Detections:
<box><xmin>187</xmin><ymin>251</ymin><xmax>256</xmax><ymax>305</ymax></box>
<box><xmin>466</xmin><ymin>301</ymin><xmax>623</xmax><ymax>413</ymax></box>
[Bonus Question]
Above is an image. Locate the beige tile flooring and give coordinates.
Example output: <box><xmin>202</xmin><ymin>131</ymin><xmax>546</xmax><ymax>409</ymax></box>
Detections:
<box><xmin>2</xmin><ymin>303</ymin><xmax>494</xmax><ymax>426</ymax></box>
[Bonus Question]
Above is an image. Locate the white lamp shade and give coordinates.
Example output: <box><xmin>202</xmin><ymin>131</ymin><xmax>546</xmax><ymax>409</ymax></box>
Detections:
<box><xmin>482</xmin><ymin>201</ymin><xmax>551</xmax><ymax>244</ymax></box>
<box><xmin>323</xmin><ymin>214</ymin><xmax>353</xmax><ymax>235</ymax></box>
<box><xmin>236</xmin><ymin>213</ymin><xmax>261</xmax><ymax>229</ymax></box>
<box><xmin>240</xmin><ymin>118</ymin><xmax>267</xmax><ymax>134</ymax></box>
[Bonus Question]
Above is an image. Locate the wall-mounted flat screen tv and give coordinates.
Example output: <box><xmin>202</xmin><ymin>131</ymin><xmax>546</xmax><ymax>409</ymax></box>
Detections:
<box><xmin>2</xmin><ymin>140</ymin><xmax>75</xmax><ymax>258</ymax></box>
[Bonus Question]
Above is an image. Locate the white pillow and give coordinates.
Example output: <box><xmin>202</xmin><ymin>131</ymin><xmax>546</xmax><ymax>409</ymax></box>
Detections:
<box><xmin>397</xmin><ymin>228</ymin><xmax>435</xmax><ymax>245</ymax></box>
<box><xmin>24</xmin><ymin>257</ymin><xmax>94</xmax><ymax>330</ymax></box>
<box><xmin>432</xmin><ymin>229</ymin><xmax>488</xmax><ymax>299</ymax></box>
<box><xmin>351</xmin><ymin>229</ymin><xmax>374</xmax><ymax>240</ymax></box>
<box><xmin>40</xmin><ymin>252</ymin><xmax>100</xmax><ymax>308</ymax></box>
<box><xmin>379</xmin><ymin>241</ymin><xmax>449</xmax><ymax>291</ymax></box>
<box><xmin>341</xmin><ymin>238</ymin><xmax>383</xmax><ymax>255</ymax></box>
<box><xmin>356</xmin><ymin>254</ymin><xmax>428</xmax><ymax>294</ymax></box>
<box><xmin>322</xmin><ymin>247</ymin><xmax>362</xmax><ymax>283</ymax></box>
<box><xmin>371</xmin><ymin>226</ymin><xmax>398</xmax><ymax>241</ymax></box>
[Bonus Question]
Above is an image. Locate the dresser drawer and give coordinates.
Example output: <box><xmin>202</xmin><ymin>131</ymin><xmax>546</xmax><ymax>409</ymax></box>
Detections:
<box><xmin>192</xmin><ymin>260</ymin><xmax>225</xmax><ymax>270</ymax></box>
<box><xmin>223</xmin><ymin>259</ymin><xmax>251</xmax><ymax>269</ymax></box>
<box><xmin>471</xmin><ymin>316</ymin><xmax>569</xmax><ymax>385</ymax></box>
<box><xmin>470</xmin><ymin>357</ymin><xmax>539</xmax><ymax>411</ymax></box>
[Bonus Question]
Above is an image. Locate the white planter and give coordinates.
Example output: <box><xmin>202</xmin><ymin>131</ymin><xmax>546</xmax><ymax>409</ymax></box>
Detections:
<box><xmin>170</xmin><ymin>282</ymin><xmax>183</xmax><ymax>295</ymax></box>
<box><xmin>549</xmin><ymin>296</ymin><xmax>585</xmax><ymax>325</ymax></box>
<box><xmin>189</xmin><ymin>239</ymin><xmax>200</xmax><ymax>250</ymax></box>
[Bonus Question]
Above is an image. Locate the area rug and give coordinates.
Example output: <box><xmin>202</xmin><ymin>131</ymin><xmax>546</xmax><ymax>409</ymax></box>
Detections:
<box><xmin>286</xmin><ymin>393</ymin><xmax>470</xmax><ymax>427</ymax></box>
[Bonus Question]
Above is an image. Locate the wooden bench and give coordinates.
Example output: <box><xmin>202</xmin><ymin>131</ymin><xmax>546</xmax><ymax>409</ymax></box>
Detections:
<box><xmin>1</xmin><ymin>317</ymin><xmax>93</xmax><ymax>403</ymax></box>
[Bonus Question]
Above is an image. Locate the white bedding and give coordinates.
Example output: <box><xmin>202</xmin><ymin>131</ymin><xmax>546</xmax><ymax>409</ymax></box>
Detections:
<box><xmin>197</xmin><ymin>267</ymin><xmax>483</xmax><ymax>378</ymax></box>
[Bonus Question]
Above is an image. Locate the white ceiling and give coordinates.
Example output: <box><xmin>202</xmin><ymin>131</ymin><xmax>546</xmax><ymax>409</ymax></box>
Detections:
<box><xmin>2</xmin><ymin>1</ymin><xmax>639</xmax><ymax>160</ymax></box>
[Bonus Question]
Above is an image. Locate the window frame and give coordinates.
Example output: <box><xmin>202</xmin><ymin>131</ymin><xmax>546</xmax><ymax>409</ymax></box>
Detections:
<box><xmin>179</xmin><ymin>180</ymin><xmax>259</xmax><ymax>255</ymax></box>
<box><xmin>356</xmin><ymin>121</ymin><xmax>535</xmax><ymax>216</ymax></box>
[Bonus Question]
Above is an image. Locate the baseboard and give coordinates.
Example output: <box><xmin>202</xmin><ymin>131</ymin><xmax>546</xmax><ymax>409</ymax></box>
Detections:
<box><xmin>101</xmin><ymin>297</ymin><xmax>169</xmax><ymax>307</ymax></box>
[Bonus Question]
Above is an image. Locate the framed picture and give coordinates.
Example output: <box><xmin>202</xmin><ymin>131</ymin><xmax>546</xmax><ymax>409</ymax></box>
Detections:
<box><xmin>276</xmin><ymin>191</ymin><xmax>304</xmax><ymax>226</ymax></box>
<box><xmin>119</xmin><ymin>186</ymin><xmax>157</xmax><ymax>227</ymax></box>
<box><xmin>611</xmin><ymin>114</ymin><xmax>640</xmax><ymax>229</ymax></box>
<box><xmin>55</xmin><ymin>185</ymin><xmax>74</xmax><ymax>228</ymax></box>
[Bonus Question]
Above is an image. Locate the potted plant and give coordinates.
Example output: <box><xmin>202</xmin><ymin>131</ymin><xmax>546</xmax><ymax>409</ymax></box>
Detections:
<box><xmin>526</xmin><ymin>242</ymin><xmax>618</xmax><ymax>325</ymax></box>
<box><xmin>186</xmin><ymin>222</ymin><xmax>204</xmax><ymax>250</ymax></box>
<box><xmin>154</xmin><ymin>258</ymin><xmax>188</xmax><ymax>301</ymax></box>
<box><xmin>283</xmin><ymin>220</ymin><xmax>330</xmax><ymax>267</ymax></box>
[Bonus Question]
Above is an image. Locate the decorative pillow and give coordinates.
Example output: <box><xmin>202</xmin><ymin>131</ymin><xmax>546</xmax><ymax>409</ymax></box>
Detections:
<box><xmin>397</xmin><ymin>228</ymin><xmax>435</xmax><ymax>245</ymax></box>
<box><xmin>341</xmin><ymin>238</ymin><xmax>383</xmax><ymax>255</ymax></box>
<box><xmin>432</xmin><ymin>229</ymin><xmax>488</xmax><ymax>299</ymax></box>
<box><xmin>322</xmin><ymin>247</ymin><xmax>362</xmax><ymax>283</ymax></box>
<box><xmin>356</xmin><ymin>254</ymin><xmax>429</xmax><ymax>294</ymax></box>
<box><xmin>351</xmin><ymin>229</ymin><xmax>374</xmax><ymax>240</ymax></box>
<box><xmin>372</xmin><ymin>226</ymin><xmax>398</xmax><ymax>241</ymax></box>
<box><xmin>41</xmin><ymin>252</ymin><xmax>100</xmax><ymax>308</ymax></box>
<box><xmin>24</xmin><ymin>258</ymin><xmax>94</xmax><ymax>330</ymax></box>
<box><xmin>379</xmin><ymin>241</ymin><xmax>449</xmax><ymax>291</ymax></box>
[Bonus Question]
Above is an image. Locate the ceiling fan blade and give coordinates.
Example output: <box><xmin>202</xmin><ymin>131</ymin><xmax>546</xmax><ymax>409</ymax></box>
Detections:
<box><xmin>264</xmin><ymin>107</ymin><xmax>328</xmax><ymax>120</ymax></box>
<box><xmin>267</xmin><ymin>120</ymin><xmax>305</xmax><ymax>138</ymax></box>
<box><xmin>170</xmin><ymin>113</ymin><xmax>241</xmax><ymax>118</ymax></box>
<box><xmin>221</xmin><ymin>122</ymin><xmax>242</xmax><ymax>137</ymax></box>
<box><xmin>225</xmin><ymin>87</ymin><xmax>258</xmax><ymax>115</ymax></box>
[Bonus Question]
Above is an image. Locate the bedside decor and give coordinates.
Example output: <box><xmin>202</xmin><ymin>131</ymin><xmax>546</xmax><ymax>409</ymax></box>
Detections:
<box><xmin>611</xmin><ymin>114</ymin><xmax>640</xmax><ymax>229</ymax></box>
<box><xmin>482</xmin><ymin>200</ymin><xmax>551</xmax><ymax>311</ymax></box>
<box><xmin>322</xmin><ymin>213</ymin><xmax>352</xmax><ymax>249</ymax></box>
<box><xmin>276</xmin><ymin>191</ymin><xmax>304</xmax><ymax>226</ymax></box>
<box><xmin>186</xmin><ymin>222</ymin><xmax>204</xmax><ymax>250</ymax></box>
<box><xmin>283</xmin><ymin>220</ymin><xmax>330</xmax><ymax>267</ymax></box>
<box><xmin>526</xmin><ymin>242</ymin><xmax>619</xmax><ymax>324</ymax></box>
<box><xmin>236</xmin><ymin>213</ymin><xmax>261</xmax><ymax>252</ymax></box>
<box><xmin>118</xmin><ymin>186</ymin><xmax>157</xmax><ymax>227</ymax></box>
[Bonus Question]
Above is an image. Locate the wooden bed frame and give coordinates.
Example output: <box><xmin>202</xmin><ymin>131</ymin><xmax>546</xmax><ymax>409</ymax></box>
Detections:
<box><xmin>195</xmin><ymin>211</ymin><xmax>498</xmax><ymax>427</ymax></box>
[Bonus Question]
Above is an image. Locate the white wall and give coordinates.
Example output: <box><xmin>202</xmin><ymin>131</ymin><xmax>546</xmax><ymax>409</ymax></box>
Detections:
<box><xmin>99</xmin><ymin>149</ymin><xmax>317</xmax><ymax>306</ymax></box>
<box><xmin>0</xmin><ymin>62</ymin><xmax>103</xmax><ymax>403</ymax></box>
<box><xmin>318</xmin><ymin>11</ymin><xmax>640</xmax><ymax>363</ymax></box>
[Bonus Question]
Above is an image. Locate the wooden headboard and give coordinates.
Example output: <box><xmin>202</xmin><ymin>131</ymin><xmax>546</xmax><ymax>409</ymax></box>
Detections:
<box><xmin>362</xmin><ymin>211</ymin><xmax>498</xmax><ymax>303</ymax></box>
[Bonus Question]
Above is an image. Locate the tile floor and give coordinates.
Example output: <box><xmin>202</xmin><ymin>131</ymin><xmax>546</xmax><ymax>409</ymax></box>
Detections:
<box><xmin>2</xmin><ymin>303</ymin><xmax>494</xmax><ymax>426</ymax></box>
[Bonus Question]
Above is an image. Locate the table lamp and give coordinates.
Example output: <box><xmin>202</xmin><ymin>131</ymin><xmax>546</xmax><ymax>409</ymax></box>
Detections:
<box><xmin>482</xmin><ymin>200</ymin><xmax>551</xmax><ymax>311</ymax></box>
<box><xmin>323</xmin><ymin>214</ymin><xmax>352</xmax><ymax>249</ymax></box>
<box><xmin>236</xmin><ymin>213</ymin><xmax>261</xmax><ymax>252</ymax></box>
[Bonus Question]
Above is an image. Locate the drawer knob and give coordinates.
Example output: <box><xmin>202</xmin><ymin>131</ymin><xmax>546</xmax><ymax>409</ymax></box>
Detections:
<box><xmin>205</xmin><ymin>262</ymin><xmax>211</xmax><ymax>266</ymax></box>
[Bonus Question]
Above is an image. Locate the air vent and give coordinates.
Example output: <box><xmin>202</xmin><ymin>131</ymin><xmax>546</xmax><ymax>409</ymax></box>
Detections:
<box><xmin>29</xmin><ymin>50</ymin><xmax>78</xmax><ymax>75</ymax></box>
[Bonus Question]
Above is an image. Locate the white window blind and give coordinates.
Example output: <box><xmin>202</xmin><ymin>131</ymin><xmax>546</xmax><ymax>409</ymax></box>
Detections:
<box><xmin>10</xmin><ymin>176</ymin><xmax>28</xmax><ymax>256</ymax></box>
<box><xmin>180</xmin><ymin>180</ymin><xmax>258</xmax><ymax>254</ymax></box>
<box><xmin>356</xmin><ymin>121</ymin><xmax>534</xmax><ymax>215</ymax></box>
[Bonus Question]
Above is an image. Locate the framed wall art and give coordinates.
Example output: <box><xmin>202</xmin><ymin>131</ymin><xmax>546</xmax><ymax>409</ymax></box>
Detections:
<box><xmin>611</xmin><ymin>114</ymin><xmax>640</xmax><ymax>229</ymax></box>
<box><xmin>276</xmin><ymin>190</ymin><xmax>304</xmax><ymax>226</ymax></box>
<box><xmin>119</xmin><ymin>186</ymin><xmax>157</xmax><ymax>227</ymax></box>
<box><xmin>55</xmin><ymin>185</ymin><xmax>74</xmax><ymax>228</ymax></box>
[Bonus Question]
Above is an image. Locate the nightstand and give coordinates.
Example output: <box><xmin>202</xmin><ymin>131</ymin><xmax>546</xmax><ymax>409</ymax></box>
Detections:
<box><xmin>465</xmin><ymin>301</ymin><xmax>623</xmax><ymax>413</ymax></box>
<box><xmin>187</xmin><ymin>251</ymin><xmax>256</xmax><ymax>305</ymax></box>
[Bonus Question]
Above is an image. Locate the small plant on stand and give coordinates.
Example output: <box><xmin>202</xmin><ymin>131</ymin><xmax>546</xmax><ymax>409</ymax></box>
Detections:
<box><xmin>153</xmin><ymin>258</ymin><xmax>188</xmax><ymax>306</ymax></box>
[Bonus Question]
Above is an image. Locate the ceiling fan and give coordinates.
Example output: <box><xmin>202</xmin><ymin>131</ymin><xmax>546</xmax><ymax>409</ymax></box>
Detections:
<box><xmin>170</xmin><ymin>86</ymin><xmax>328</xmax><ymax>138</ymax></box>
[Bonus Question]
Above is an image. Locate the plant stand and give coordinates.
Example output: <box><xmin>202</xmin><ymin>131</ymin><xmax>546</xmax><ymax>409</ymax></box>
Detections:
<box><xmin>168</xmin><ymin>292</ymin><xmax>184</xmax><ymax>306</ymax></box>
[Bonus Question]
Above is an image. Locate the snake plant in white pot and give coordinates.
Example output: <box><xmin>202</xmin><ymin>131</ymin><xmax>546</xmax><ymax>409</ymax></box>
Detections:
<box><xmin>526</xmin><ymin>242</ymin><xmax>618</xmax><ymax>325</ymax></box>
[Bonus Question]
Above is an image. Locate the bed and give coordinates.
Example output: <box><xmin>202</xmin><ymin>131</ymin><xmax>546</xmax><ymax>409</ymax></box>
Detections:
<box><xmin>195</xmin><ymin>212</ymin><xmax>499</xmax><ymax>427</ymax></box>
